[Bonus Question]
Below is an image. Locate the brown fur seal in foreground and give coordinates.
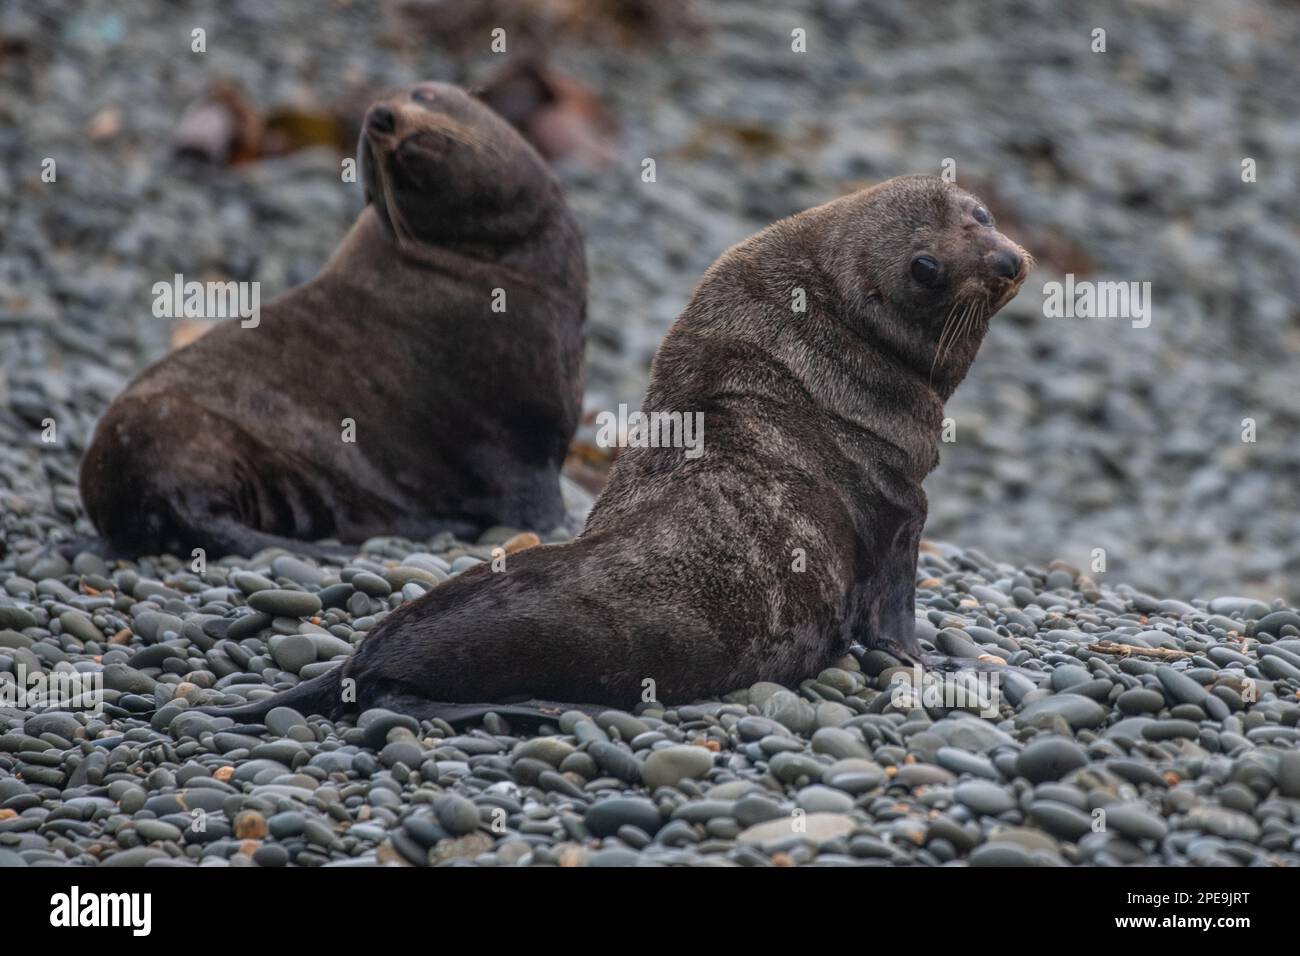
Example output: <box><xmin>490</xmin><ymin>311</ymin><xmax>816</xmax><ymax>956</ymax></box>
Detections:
<box><xmin>207</xmin><ymin>175</ymin><xmax>1031</xmax><ymax>727</ymax></box>
<box><xmin>78</xmin><ymin>82</ymin><xmax>586</xmax><ymax>560</ymax></box>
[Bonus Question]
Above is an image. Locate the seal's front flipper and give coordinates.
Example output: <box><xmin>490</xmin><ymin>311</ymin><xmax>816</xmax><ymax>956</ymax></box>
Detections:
<box><xmin>54</xmin><ymin>534</ymin><xmax>122</xmax><ymax>562</ymax></box>
<box><xmin>55</xmin><ymin>520</ymin><xmax>352</xmax><ymax>566</ymax></box>
<box><xmin>863</xmin><ymin>519</ymin><xmax>924</xmax><ymax>662</ymax></box>
<box><xmin>202</xmin><ymin>519</ymin><xmax>354</xmax><ymax>564</ymax></box>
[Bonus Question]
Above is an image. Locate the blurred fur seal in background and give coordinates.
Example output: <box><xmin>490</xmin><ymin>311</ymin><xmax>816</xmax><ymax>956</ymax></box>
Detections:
<box><xmin>79</xmin><ymin>81</ymin><xmax>586</xmax><ymax>559</ymax></box>
<box><xmin>207</xmin><ymin>175</ymin><xmax>1031</xmax><ymax>726</ymax></box>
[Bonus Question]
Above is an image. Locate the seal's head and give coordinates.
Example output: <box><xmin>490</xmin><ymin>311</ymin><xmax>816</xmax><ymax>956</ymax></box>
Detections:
<box><xmin>822</xmin><ymin>175</ymin><xmax>1032</xmax><ymax>396</ymax></box>
<box><xmin>359</xmin><ymin>81</ymin><xmax>557</xmax><ymax>247</ymax></box>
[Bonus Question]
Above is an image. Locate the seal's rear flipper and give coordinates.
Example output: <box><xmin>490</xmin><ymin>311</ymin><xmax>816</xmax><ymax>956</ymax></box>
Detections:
<box><xmin>439</xmin><ymin>700</ymin><xmax>604</xmax><ymax>732</ymax></box>
<box><xmin>198</xmin><ymin>668</ymin><xmax>346</xmax><ymax>723</ymax></box>
<box><xmin>203</xmin><ymin>672</ymin><xmax>610</xmax><ymax>734</ymax></box>
<box><xmin>366</xmin><ymin>689</ymin><xmax>607</xmax><ymax>732</ymax></box>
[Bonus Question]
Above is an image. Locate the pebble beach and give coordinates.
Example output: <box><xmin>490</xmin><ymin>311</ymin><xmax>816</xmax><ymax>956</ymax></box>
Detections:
<box><xmin>2</xmin><ymin>0</ymin><xmax>1299</xmax><ymax>868</ymax></box>
<box><xmin>2</xmin><ymin>533</ymin><xmax>1299</xmax><ymax>867</ymax></box>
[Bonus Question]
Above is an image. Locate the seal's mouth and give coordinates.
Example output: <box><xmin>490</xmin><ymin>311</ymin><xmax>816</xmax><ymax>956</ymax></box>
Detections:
<box><xmin>983</xmin><ymin>245</ymin><xmax>1034</xmax><ymax>308</ymax></box>
<box><xmin>365</xmin><ymin>104</ymin><xmax>397</xmax><ymax>143</ymax></box>
<box><xmin>365</xmin><ymin>132</ymin><xmax>418</xmax><ymax>246</ymax></box>
<box><xmin>930</xmin><ymin>293</ymin><xmax>993</xmax><ymax>381</ymax></box>
<box><xmin>928</xmin><ymin>246</ymin><xmax>1033</xmax><ymax>383</ymax></box>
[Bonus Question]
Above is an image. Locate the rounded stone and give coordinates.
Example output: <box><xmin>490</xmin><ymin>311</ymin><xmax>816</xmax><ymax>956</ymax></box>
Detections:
<box><xmin>1015</xmin><ymin>737</ymin><xmax>1088</xmax><ymax>783</ymax></box>
<box><xmin>435</xmin><ymin>794</ymin><xmax>481</xmax><ymax>835</ymax></box>
<box><xmin>641</xmin><ymin>745</ymin><xmax>714</xmax><ymax>791</ymax></box>
<box><xmin>248</xmin><ymin>589</ymin><xmax>322</xmax><ymax>618</ymax></box>
<box><xmin>269</xmin><ymin>634</ymin><xmax>317</xmax><ymax>674</ymax></box>
<box><xmin>955</xmin><ymin>780</ymin><xmax>1017</xmax><ymax>816</ymax></box>
<box><xmin>585</xmin><ymin>797</ymin><xmax>662</xmax><ymax>837</ymax></box>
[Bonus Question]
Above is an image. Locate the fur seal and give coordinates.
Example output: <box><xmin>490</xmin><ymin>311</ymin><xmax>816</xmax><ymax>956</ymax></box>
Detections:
<box><xmin>79</xmin><ymin>82</ymin><xmax>586</xmax><ymax>559</ymax></box>
<box><xmin>208</xmin><ymin>175</ymin><xmax>1030</xmax><ymax>726</ymax></box>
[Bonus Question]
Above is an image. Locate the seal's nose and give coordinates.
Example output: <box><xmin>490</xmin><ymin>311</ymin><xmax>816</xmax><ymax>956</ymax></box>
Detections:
<box><xmin>990</xmin><ymin>249</ymin><xmax>1022</xmax><ymax>280</ymax></box>
<box><xmin>368</xmin><ymin>105</ymin><xmax>396</xmax><ymax>134</ymax></box>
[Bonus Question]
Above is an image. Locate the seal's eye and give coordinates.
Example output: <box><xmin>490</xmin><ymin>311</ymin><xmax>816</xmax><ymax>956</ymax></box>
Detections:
<box><xmin>412</xmin><ymin>88</ymin><xmax>436</xmax><ymax>106</ymax></box>
<box><xmin>972</xmin><ymin>206</ymin><xmax>992</xmax><ymax>226</ymax></box>
<box><xmin>910</xmin><ymin>255</ymin><xmax>941</xmax><ymax>287</ymax></box>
